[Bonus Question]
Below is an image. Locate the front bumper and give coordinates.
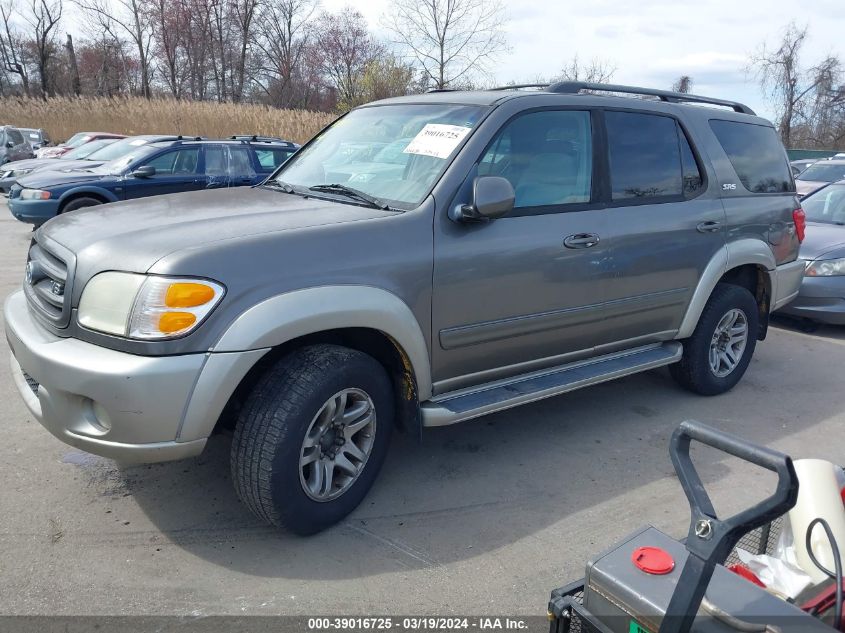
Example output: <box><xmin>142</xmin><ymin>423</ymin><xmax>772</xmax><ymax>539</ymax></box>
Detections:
<box><xmin>778</xmin><ymin>273</ymin><xmax>845</xmax><ymax>324</ymax></box>
<box><xmin>4</xmin><ymin>290</ymin><xmax>266</xmax><ymax>462</ymax></box>
<box><xmin>8</xmin><ymin>195</ymin><xmax>60</xmax><ymax>224</ymax></box>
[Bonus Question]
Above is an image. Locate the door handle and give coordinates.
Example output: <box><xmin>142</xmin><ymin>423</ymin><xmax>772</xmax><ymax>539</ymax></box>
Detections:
<box><xmin>696</xmin><ymin>221</ymin><xmax>722</xmax><ymax>233</ymax></box>
<box><xmin>563</xmin><ymin>233</ymin><xmax>600</xmax><ymax>249</ymax></box>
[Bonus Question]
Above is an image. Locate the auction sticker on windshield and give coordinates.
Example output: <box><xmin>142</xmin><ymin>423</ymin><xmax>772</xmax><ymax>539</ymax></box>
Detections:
<box><xmin>403</xmin><ymin>124</ymin><xmax>472</xmax><ymax>159</ymax></box>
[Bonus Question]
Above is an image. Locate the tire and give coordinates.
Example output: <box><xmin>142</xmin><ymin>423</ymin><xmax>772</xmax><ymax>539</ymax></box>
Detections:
<box><xmin>231</xmin><ymin>344</ymin><xmax>393</xmax><ymax>535</ymax></box>
<box><xmin>670</xmin><ymin>283</ymin><xmax>759</xmax><ymax>396</ymax></box>
<box><xmin>61</xmin><ymin>196</ymin><xmax>103</xmax><ymax>213</ymax></box>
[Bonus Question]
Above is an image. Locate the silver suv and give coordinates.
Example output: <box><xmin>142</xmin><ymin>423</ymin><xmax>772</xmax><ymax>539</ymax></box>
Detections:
<box><xmin>0</xmin><ymin>125</ymin><xmax>34</xmax><ymax>164</ymax></box>
<box><xmin>5</xmin><ymin>82</ymin><xmax>806</xmax><ymax>534</ymax></box>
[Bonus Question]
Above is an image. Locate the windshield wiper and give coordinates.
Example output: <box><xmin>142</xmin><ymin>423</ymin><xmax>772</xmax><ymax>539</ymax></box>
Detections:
<box><xmin>308</xmin><ymin>183</ymin><xmax>390</xmax><ymax>210</ymax></box>
<box><xmin>263</xmin><ymin>180</ymin><xmax>297</xmax><ymax>194</ymax></box>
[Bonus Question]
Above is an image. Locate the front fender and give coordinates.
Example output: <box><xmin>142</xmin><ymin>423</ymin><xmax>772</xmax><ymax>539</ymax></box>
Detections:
<box><xmin>212</xmin><ymin>285</ymin><xmax>432</xmax><ymax>399</ymax></box>
<box><xmin>58</xmin><ymin>185</ymin><xmax>120</xmax><ymax>205</ymax></box>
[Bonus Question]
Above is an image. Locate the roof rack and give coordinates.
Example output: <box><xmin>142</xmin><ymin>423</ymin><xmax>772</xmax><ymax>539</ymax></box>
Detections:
<box><xmin>488</xmin><ymin>81</ymin><xmax>755</xmax><ymax>115</ymax></box>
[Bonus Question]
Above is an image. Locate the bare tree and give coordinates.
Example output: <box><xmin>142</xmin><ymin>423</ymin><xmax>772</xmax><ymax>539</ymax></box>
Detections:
<box><xmin>253</xmin><ymin>0</ymin><xmax>315</xmax><ymax>106</ymax></box>
<box><xmin>75</xmin><ymin>0</ymin><xmax>153</xmax><ymax>98</ymax></box>
<box><xmin>383</xmin><ymin>0</ymin><xmax>507</xmax><ymax>90</ymax></box>
<box><xmin>556</xmin><ymin>55</ymin><xmax>616</xmax><ymax>83</ymax></box>
<box><xmin>314</xmin><ymin>7</ymin><xmax>380</xmax><ymax>109</ymax></box>
<box><xmin>65</xmin><ymin>32</ymin><xmax>80</xmax><ymax>95</ymax></box>
<box><xmin>24</xmin><ymin>0</ymin><xmax>62</xmax><ymax>96</ymax></box>
<box><xmin>0</xmin><ymin>0</ymin><xmax>31</xmax><ymax>95</ymax></box>
<box><xmin>672</xmin><ymin>75</ymin><xmax>693</xmax><ymax>93</ymax></box>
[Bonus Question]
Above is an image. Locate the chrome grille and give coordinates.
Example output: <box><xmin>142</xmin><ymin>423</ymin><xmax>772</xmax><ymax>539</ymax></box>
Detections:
<box><xmin>23</xmin><ymin>237</ymin><xmax>74</xmax><ymax>328</ymax></box>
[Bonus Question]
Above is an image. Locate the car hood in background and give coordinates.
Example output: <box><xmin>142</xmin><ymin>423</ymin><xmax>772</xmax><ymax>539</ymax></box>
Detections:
<box><xmin>38</xmin><ymin>187</ymin><xmax>398</xmax><ymax>276</ymax></box>
<box><xmin>15</xmin><ymin>169</ymin><xmax>113</xmax><ymax>189</ymax></box>
<box><xmin>1</xmin><ymin>158</ymin><xmax>100</xmax><ymax>176</ymax></box>
<box><xmin>796</xmin><ymin>179</ymin><xmax>828</xmax><ymax>197</ymax></box>
<box><xmin>800</xmin><ymin>222</ymin><xmax>845</xmax><ymax>260</ymax></box>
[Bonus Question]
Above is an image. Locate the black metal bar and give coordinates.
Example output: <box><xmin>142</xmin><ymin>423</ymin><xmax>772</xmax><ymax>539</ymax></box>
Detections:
<box><xmin>489</xmin><ymin>83</ymin><xmax>551</xmax><ymax>91</ymax></box>
<box><xmin>544</xmin><ymin>81</ymin><xmax>756</xmax><ymax>115</ymax></box>
<box><xmin>660</xmin><ymin>555</ymin><xmax>713</xmax><ymax>633</ymax></box>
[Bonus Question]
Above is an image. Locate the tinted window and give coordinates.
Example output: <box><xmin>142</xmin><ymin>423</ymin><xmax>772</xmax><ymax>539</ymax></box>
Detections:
<box><xmin>679</xmin><ymin>125</ymin><xmax>704</xmax><ymax>195</ymax></box>
<box><xmin>606</xmin><ymin>112</ymin><xmax>686</xmax><ymax>200</ymax></box>
<box><xmin>229</xmin><ymin>146</ymin><xmax>255</xmax><ymax>177</ymax></box>
<box><xmin>478</xmin><ymin>110</ymin><xmax>592</xmax><ymax>208</ymax></box>
<box><xmin>797</xmin><ymin>162</ymin><xmax>845</xmax><ymax>184</ymax></box>
<box><xmin>8</xmin><ymin>128</ymin><xmax>24</xmax><ymax>144</ymax></box>
<box><xmin>147</xmin><ymin>149</ymin><xmax>199</xmax><ymax>175</ymax></box>
<box><xmin>255</xmin><ymin>148</ymin><xmax>295</xmax><ymax>170</ymax></box>
<box><xmin>709</xmin><ymin>120</ymin><xmax>792</xmax><ymax>193</ymax></box>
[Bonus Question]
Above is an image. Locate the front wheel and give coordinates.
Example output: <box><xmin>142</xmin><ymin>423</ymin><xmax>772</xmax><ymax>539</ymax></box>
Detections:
<box><xmin>670</xmin><ymin>283</ymin><xmax>759</xmax><ymax>396</ymax></box>
<box><xmin>60</xmin><ymin>196</ymin><xmax>103</xmax><ymax>213</ymax></box>
<box><xmin>230</xmin><ymin>344</ymin><xmax>393</xmax><ymax>535</ymax></box>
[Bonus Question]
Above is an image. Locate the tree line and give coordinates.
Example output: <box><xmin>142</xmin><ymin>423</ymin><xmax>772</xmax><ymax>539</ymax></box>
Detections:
<box><xmin>1</xmin><ymin>1</ymin><xmax>843</xmax><ymax>150</ymax></box>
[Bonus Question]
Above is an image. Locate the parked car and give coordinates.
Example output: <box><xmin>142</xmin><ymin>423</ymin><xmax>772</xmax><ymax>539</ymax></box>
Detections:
<box><xmin>19</xmin><ymin>128</ymin><xmax>50</xmax><ymax>150</ymax></box>
<box><xmin>35</xmin><ymin>132</ymin><xmax>126</xmax><ymax>159</ymax></box>
<box><xmin>794</xmin><ymin>159</ymin><xmax>845</xmax><ymax>197</ymax></box>
<box><xmin>0</xmin><ymin>135</ymin><xmax>194</xmax><ymax>193</ymax></box>
<box><xmin>8</xmin><ymin>138</ymin><xmax>295</xmax><ymax>224</ymax></box>
<box><xmin>778</xmin><ymin>180</ymin><xmax>845</xmax><ymax>324</ymax></box>
<box><xmin>0</xmin><ymin>126</ymin><xmax>34</xmax><ymax>164</ymax></box>
<box><xmin>790</xmin><ymin>158</ymin><xmax>816</xmax><ymax>177</ymax></box>
<box><xmin>4</xmin><ymin>82</ymin><xmax>805</xmax><ymax>535</ymax></box>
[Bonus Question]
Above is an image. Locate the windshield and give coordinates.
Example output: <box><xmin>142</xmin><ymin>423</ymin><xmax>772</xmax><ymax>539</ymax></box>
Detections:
<box><xmin>93</xmin><ymin>145</ymin><xmax>159</xmax><ymax>175</ymax></box>
<box><xmin>803</xmin><ymin>184</ymin><xmax>845</xmax><ymax>225</ymax></box>
<box><xmin>86</xmin><ymin>137</ymin><xmax>154</xmax><ymax>162</ymax></box>
<box><xmin>63</xmin><ymin>139</ymin><xmax>116</xmax><ymax>160</ymax></box>
<box><xmin>274</xmin><ymin>104</ymin><xmax>487</xmax><ymax>209</ymax></box>
<box><xmin>798</xmin><ymin>162</ymin><xmax>845</xmax><ymax>183</ymax></box>
<box><xmin>64</xmin><ymin>133</ymin><xmax>92</xmax><ymax>148</ymax></box>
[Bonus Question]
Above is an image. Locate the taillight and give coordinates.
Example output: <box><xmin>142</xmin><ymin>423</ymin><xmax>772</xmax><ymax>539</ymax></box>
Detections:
<box><xmin>793</xmin><ymin>207</ymin><xmax>806</xmax><ymax>243</ymax></box>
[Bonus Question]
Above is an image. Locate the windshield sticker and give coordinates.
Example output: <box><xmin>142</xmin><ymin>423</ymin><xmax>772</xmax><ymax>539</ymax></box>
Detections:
<box><xmin>403</xmin><ymin>124</ymin><xmax>472</xmax><ymax>159</ymax></box>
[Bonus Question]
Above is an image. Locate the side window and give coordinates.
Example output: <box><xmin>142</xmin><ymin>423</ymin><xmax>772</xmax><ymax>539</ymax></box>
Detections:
<box><xmin>606</xmin><ymin>111</ymin><xmax>686</xmax><ymax>201</ymax></box>
<box><xmin>229</xmin><ymin>146</ymin><xmax>256</xmax><ymax>177</ymax></box>
<box><xmin>255</xmin><ymin>148</ymin><xmax>294</xmax><ymax>170</ymax></box>
<box><xmin>478</xmin><ymin>110</ymin><xmax>592</xmax><ymax>209</ymax></box>
<box><xmin>709</xmin><ymin>120</ymin><xmax>793</xmax><ymax>193</ymax></box>
<box><xmin>8</xmin><ymin>129</ymin><xmax>24</xmax><ymax>145</ymax></box>
<box><xmin>146</xmin><ymin>149</ymin><xmax>199</xmax><ymax>175</ymax></box>
<box><xmin>678</xmin><ymin>123</ymin><xmax>703</xmax><ymax>195</ymax></box>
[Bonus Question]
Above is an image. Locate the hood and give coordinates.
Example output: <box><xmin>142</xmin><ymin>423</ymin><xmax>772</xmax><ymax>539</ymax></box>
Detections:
<box><xmin>799</xmin><ymin>221</ymin><xmax>845</xmax><ymax>260</ymax></box>
<box><xmin>39</xmin><ymin>187</ymin><xmax>397</xmax><ymax>276</ymax></box>
<box><xmin>796</xmin><ymin>179</ymin><xmax>827</xmax><ymax>197</ymax></box>
<box><xmin>2</xmin><ymin>158</ymin><xmax>100</xmax><ymax>175</ymax></box>
<box><xmin>16</xmin><ymin>168</ymin><xmax>112</xmax><ymax>189</ymax></box>
<box><xmin>1</xmin><ymin>158</ymin><xmax>63</xmax><ymax>173</ymax></box>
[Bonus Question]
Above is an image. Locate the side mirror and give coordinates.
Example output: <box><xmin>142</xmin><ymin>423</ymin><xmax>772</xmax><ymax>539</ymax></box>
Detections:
<box><xmin>131</xmin><ymin>165</ymin><xmax>156</xmax><ymax>178</ymax></box>
<box><xmin>6</xmin><ymin>141</ymin><xmax>13</xmax><ymax>148</ymax></box>
<box><xmin>450</xmin><ymin>176</ymin><xmax>515</xmax><ymax>223</ymax></box>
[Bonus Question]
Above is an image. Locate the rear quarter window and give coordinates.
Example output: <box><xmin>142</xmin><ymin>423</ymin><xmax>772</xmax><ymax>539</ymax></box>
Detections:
<box><xmin>709</xmin><ymin>120</ymin><xmax>793</xmax><ymax>193</ymax></box>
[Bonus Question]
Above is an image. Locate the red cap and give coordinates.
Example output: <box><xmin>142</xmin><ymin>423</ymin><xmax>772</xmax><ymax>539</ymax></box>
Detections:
<box><xmin>632</xmin><ymin>546</ymin><xmax>675</xmax><ymax>575</ymax></box>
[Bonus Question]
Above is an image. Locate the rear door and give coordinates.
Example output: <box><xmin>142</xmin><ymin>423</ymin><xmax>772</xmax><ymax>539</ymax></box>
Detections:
<box><xmin>598</xmin><ymin>110</ymin><xmax>726</xmax><ymax>346</ymax></box>
<box><xmin>8</xmin><ymin>128</ymin><xmax>29</xmax><ymax>161</ymax></box>
<box><xmin>202</xmin><ymin>145</ymin><xmax>260</xmax><ymax>188</ymax></box>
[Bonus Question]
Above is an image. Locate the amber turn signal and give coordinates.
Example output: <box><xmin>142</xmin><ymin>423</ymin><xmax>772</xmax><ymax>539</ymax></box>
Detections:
<box><xmin>158</xmin><ymin>311</ymin><xmax>197</xmax><ymax>333</ymax></box>
<box><xmin>165</xmin><ymin>283</ymin><xmax>216</xmax><ymax>308</ymax></box>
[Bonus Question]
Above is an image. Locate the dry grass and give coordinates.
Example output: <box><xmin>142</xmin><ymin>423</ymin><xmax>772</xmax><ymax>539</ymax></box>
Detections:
<box><xmin>0</xmin><ymin>96</ymin><xmax>335</xmax><ymax>144</ymax></box>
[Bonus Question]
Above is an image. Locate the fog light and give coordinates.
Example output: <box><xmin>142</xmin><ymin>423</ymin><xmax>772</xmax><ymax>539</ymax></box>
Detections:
<box><xmin>91</xmin><ymin>401</ymin><xmax>112</xmax><ymax>432</ymax></box>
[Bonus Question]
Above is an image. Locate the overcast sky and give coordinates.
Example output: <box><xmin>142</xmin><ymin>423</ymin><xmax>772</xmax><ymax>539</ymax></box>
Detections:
<box><xmin>325</xmin><ymin>0</ymin><xmax>845</xmax><ymax>122</ymax></box>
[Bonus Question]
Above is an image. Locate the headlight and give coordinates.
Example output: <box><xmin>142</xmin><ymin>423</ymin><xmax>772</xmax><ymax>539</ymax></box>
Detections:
<box><xmin>805</xmin><ymin>258</ymin><xmax>845</xmax><ymax>277</ymax></box>
<box><xmin>78</xmin><ymin>272</ymin><xmax>225</xmax><ymax>339</ymax></box>
<box><xmin>19</xmin><ymin>188</ymin><xmax>50</xmax><ymax>200</ymax></box>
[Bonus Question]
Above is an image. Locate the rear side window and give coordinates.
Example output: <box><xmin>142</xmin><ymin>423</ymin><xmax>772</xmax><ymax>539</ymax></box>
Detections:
<box><xmin>606</xmin><ymin>111</ymin><xmax>702</xmax><ymax>201</ymax></box>
<box><xmin>8</xmin><ymin>128</ymin><xmax>24</xmax><ymax>144</ymax></box>
<box><xmin>709</xmin><ymin>120</ymin><xmax>793</xmax><ymax>193</ymax></box>
<box><xmin>478</xmin><ymin>110</ymin><xmax>593</xmax><ymax>209</ymax></box>
<box><xmin>255</xmin><ymin>148</ymin><xmax>295</xmax><ymax>171</ymax></box>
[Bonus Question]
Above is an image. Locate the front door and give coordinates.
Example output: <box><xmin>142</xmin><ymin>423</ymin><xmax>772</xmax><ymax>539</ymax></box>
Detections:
<box><xmin>124</xmin><ymin>147</ymin><xmax>204</xmax><ymax>199</ymax></box>
<box><xmin>431</xmin><ymin>109</ymin><xmax>614</xmax><ymax>392</ymax></box>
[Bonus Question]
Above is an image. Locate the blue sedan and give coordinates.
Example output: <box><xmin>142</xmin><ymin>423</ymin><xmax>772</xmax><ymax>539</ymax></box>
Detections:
<box><xmin>8</xmin><ymin>138</ymin><xmax>299</xmax><ymax>226</ymax></box>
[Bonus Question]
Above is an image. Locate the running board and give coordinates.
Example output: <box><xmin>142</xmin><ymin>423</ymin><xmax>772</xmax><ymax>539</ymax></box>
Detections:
<box><xmin>421</xmin><ymin>342</ymin><xmax>683</xmax><ymax>427</ymax></box>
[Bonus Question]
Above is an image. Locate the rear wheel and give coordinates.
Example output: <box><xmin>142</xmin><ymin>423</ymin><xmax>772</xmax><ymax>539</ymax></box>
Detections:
<box><xmin>60</xmin><ymin>196</ymin><xmax>103</xmax><ymax>213</ymax></box>
<box><xmin>230</xmin><ymin>344</ymin><xmax>393</xmax><ymax>535</ymax></box>
<box><xmin>670</xmin><ymin>283</ymin><xmax>759</xmax><ymax>396</ymax></box>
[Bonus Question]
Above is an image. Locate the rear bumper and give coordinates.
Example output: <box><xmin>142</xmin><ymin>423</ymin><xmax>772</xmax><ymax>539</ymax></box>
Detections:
<box><xmin>771</xmin><ymin>259</ymin><xmax>805</xmax><ymax>311</ymax></box>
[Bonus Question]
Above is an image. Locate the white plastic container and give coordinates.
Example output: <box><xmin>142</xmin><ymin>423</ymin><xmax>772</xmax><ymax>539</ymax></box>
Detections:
<box><xmin>788</xmin><ymin>459</ymin><xmax>845</xmax><ymax>584</ymax></box>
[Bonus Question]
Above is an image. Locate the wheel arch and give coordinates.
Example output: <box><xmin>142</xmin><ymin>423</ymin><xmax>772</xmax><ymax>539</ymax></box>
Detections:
<box><xmin>57</xmin><ymin>187</ymin><xmax>116</xmax><ymax>212</ymax></box>
<box><xmin>678</xmin><ymin>240</ymin><xmax>776</xmax><ymax>340</ymax></box>
<box><xmin>178</xmin><ymin>286</ymin><xmax>431</xmax><ymax>443</ymax></box>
